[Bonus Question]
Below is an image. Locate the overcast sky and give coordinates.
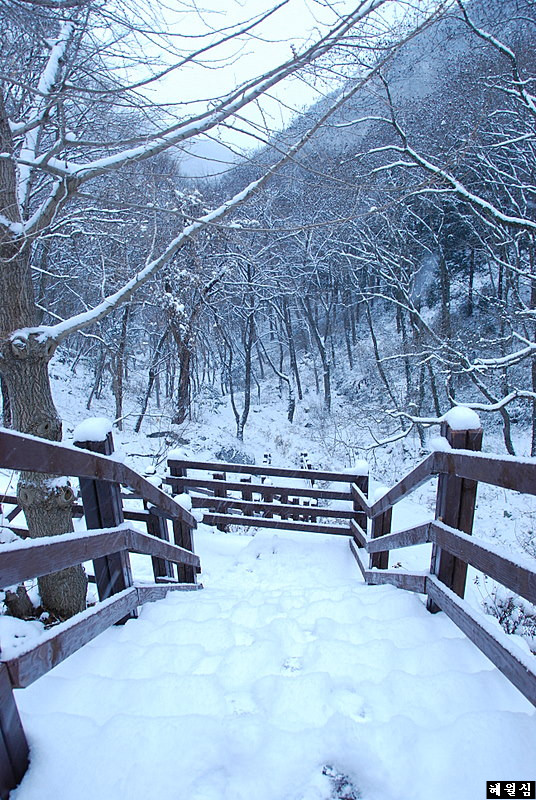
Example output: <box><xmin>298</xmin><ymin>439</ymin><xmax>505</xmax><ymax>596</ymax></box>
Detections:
<box><xmin>153</xmin><ymin>0</ymin><xmax>360</xmax><ymax>177</ymax></box>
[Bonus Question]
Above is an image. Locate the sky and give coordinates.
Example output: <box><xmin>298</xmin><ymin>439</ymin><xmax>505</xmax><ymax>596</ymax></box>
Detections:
<box><xmin>152</xmin><ymin>0</ymin><xmax>363</xmax><ymax>177</ymax></box>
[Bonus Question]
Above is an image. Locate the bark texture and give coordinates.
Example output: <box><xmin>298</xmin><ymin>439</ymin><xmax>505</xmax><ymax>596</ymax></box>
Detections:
<box><xmin>0</xmin><ymin>95</ymin><xmax>86</xmax><ymax>619</ymax></box>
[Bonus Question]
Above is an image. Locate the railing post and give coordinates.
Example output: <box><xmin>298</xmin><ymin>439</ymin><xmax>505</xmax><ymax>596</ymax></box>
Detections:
<box><xmin>172</xmin><ymin>519</ymin><xmax>197</xmax><ymax>584</ymax></box>
<box><xmin>279</xmin><ymin>489</ymin><xmax>288</xmax><ymax>520</ymax></box>
<box><xmin>145</xmin><ymin>503</ymin><xmax>175</xmax><ymax>582</ymax></box>
<box><xmin>369</xmin><ymin>485</ymin><xmax>392</xmax><ymax>570</ymax></box>
<box><xmin>167</xmin><ymin>458</ymin><xmax>197</xmax><ymax>583</ymax></box>
<box><xmin>0</xmin><ymin>663</ymin><xmax>28</xmax><ymax>799</ymax></box>
<box><xmin>427</xmin><ymin>415</ymin><xmax>483</xmax><ymax>613</ymax></box>
<box><xmin>240</xmin><ymin>476</ymin><xmax>252</xmax><ymax>503</ymax></box>
<box><xmin>74</xmin><ymin>420</ymin><xmax>136</xmax><ymax>621</ymax></box>
<box><xmin>263</xmin><ymin>478</ymin><xmax>274</xmax><ymax>519</ymax></box>
<box><xmin>213</xmin><ymin>472</ymin><xmax>228</xmax><ymax>531</ymax></box>
<box><xmin>169</xmin><ymin>462</ymin><xmax>186</xmax><ymax>494</ymax></box>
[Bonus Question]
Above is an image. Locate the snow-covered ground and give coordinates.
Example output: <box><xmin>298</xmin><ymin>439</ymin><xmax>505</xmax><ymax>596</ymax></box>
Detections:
<box><xmin>11</xmin><ymin>527</ymin><xmax>536</xmax><ymax>800</ymax></box>
<box><xmin>1</xmin><ymin>355</ymin><xmax>535</xmax><ymax>797</ymax></box>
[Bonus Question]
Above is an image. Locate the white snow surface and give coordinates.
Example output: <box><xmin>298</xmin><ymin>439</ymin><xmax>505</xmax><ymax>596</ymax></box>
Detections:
<box><xmin>12</xmin><ymin>527</ymin><xmax>535</xmax><ymax>800</ymax></box>
<box><xmin>342</xmin><ymin>460</ymin><xmax>369</xmax><ymax>476</ymax></box>
<box><xmin>72</xmin><ymin>416</ymin><xmax>113</xmax><ymax>443</ymax></box>
<box><xmin>444</xmin><ymin>406</ymin><xmax>481</xmax><ymax>431</ymax></box>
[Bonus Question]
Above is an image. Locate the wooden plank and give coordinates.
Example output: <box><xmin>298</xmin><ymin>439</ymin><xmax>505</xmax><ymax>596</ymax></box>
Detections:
<box><xmin>366</xmin><ymin>522</ymin><xmax>431</xmax><ymax>553</ymax></box>
<box><xmin>190</xmin><ymin>495</ymin><xmax>355</xmax><ymax>520</ymax></box>
<box><xmin>349</xmin><ymin>519</ymin><xmax>368</xmax><ymax>548</ymax></box>
<box><xmin>0</xmin><ymin>725</ymin><xmax>17</xmax><ymax>800</ymax></box>
<box><xmin>202</xmin><ymin>513</ymin><xmax>352</xmax><ymax>536</ymax></box>
<box><xmin>427</xmin><ymin>576</ymin><xmax>536</xmax><ymax>707</ymax></box>
<box><xmin>350</xmin><ymin>482</ymin><xmax>371</xmax><ymax>516</ymax></box>
<box><xmin>429</xmin><ymin>424</ymin><xmax>482</xmax><ymax>611</ymax></box>
<box><xmin>353</xmin><ymin>474</ymin><xmax>369</xmax><ymax>534</ymax></box>
<box><xmin>168</xmin><ymin>458</ymin><xmax>359</xmax><ymax>484</ymax></box>
<box><xmin>172</xmin><ymin>520</ymin><xmax>197</xmax><ymax>583</ymax></box>
<box><xmin>368</xmin><ymin>454</ymin><xmax>436</xmax><ymax>517</ymax></box>
<box><xmin>123</xmin><ymin>509</ymin><xmax>151</xmax><ymax>523</ymax></box>
<box><xmin>75</xmin><ymin>433</ymin><xmax>135</xmax><ymax>617</ymax></box>
<box><xmin>430</xmin><ymin>522</ymin><xmax>536</xmax><ymax>606</ymax></box>
<box><xmin>129</xmin><ymin>530</ymin><xmax>200</xmax><ymax>569</ymax></box>
<box><xmin>0</xmin><ymin>429</ymin><xmax>196</xmax><ymax>528</ymax></box>
<box><xmin>434</xmin><ymin>449</ymin><xmax>536</xmax><ymax>496</ymax></box>
<box><xmin>167</xmin><ymin>476</ymin><xmax>352</xmax><ymax>501</ymax></box>
<box><xmin>0</xmin><ymin>664</ymin><xmax>28</xmax><ymax>797</ymax></box>
<box><xmin>4</xmin><ymin>588</ymin><xmax>140</xmax><ymax>688</ymax></box>
<box><xmin>349</xmin><ymin>539</ymin><xmax>367</xmax><ymax>578</ymax></box>
<box><xmin>369</xmin><ymin>507</ymin><xmax>392</xmax><ymax>570</ymax></box>
<box><xmin>365</xmin><ymin>569</ymin><xmax>427</xmax><ymax>593</ymax></box>
<box><xmin>0</xmin><ymin>527</ymin><xmax>199</xmax><ymax>591</ymax></box>
<box><xmin>0</xmin><ymin>528</ymin><xmax>128</xmax><ymax>589</ymax></box>
<box><xmin>348</xmin><ymin>540</ymin><xmax>426</xmax><ymax>592</ymax></box>
<box><xmin>136</xmin><ymin>583</ymin><xmax>203</xmax><ymax>604</ymax></box>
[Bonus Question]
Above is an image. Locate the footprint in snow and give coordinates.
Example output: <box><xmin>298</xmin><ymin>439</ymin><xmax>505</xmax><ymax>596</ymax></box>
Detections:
<box><xmin>282</xmin><ymin>656</ymin><xmax>303</xmax><ymax>673</ymax></box>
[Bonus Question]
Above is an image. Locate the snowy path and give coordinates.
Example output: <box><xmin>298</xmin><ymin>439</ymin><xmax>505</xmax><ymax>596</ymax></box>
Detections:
<box><xmin>12</xmin><ymin>528</ymin><xmax>535</xmax><ymax>800</ymax></box>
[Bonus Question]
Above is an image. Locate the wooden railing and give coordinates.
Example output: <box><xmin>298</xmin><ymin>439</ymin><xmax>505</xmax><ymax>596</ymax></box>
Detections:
<box><xmin>1</xmin><ymin>422</ymin><xmax>535</xmax><ymax>796</ymax></box>
<box><xmin>0</xmin><ymin>427</ymin><xmax>200</xmax><ymax>799</ymax></box>
<box><xmin>348</xmin><ymin>423</ymin><xmax>536</xmax><ymax>709</ymax></box>
<box><xmin>168</xmin><ymin>424</ymin><xmax>536</xmax><ymax>710</ymax></box>
<box><xmin>165</xmin><ymin>457</ymin><xmax>369</xmax><ymax>536</ymax></box>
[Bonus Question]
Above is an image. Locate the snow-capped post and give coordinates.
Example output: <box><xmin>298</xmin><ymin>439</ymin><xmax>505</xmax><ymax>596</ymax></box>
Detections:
<box><xmin>0</xmin><ymin>662</ymin><xmax>28</xmax><ymax>799</ymax></box>
<box><xmin>73</xmin><ymin>418</ymin><xmax>136</xmax><ymax>620</ymax></box>
<box><xmin>369</xmin><ymin>486</ymin><xmax>392</xmax><ymax>570</ymax></box>
<box><xmin>427</xmin><ymin>407</ymin><xmax>483</xmax><ymax>613</ymax></box>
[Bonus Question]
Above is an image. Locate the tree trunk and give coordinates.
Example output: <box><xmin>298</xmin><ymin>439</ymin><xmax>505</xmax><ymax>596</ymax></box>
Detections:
<box><xmin>1</xmin><ymin>374</ymin><xmax>11</xmax><ymax>427</ymax></box>
<box><xmin>112</xmin><ymin>305</ymin><xmax>130</xmax><ymax>430</ymax></box>
<box><xmin>0</xmin><ymin>96</ymin><xmax>86</xmax><ymax>619</ymax></box>
<box><xmin>174</xmin><ymin>343</ymin><xmax>191</xmax><ymax>425</ymax></box>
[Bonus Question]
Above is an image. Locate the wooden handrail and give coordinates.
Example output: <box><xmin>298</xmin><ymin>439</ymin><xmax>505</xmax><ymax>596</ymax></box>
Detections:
<box><xmin>0</xmin><ymin>526</ymin><xmax>200</xmax><ymax>590</ymax></box>
<box><xmin>434</xmin><ymin>450</ymin><xmax>536</xmax><ymax>495</ymax></box>
<box><xmin>201</xmin><ymin>513</ymin><xmax>351</xmax><ymax>536</ymax></box>
<box><xmin>368</xmin><ymin>454</ymin><xmax>437</xmax><ymax>518</ymax></box>
<box><xmin>168</xmin><ymin>457</ymin><xmax>365</xmax><ymax>483</ymax></box>
<box><xmin>351</xmin><ymin>450</ymin><xmax>536</xmax><ymax>522</ymax></box>
<box><xmin>365</xmin><ymin>522</ymin><xmax>431</xmax><ymax>552</ymax></box>
<box><xmin>430</xmin><ymin>522</ymin><xmax>536</xmax><ymax>606</ymax></box>
<box><xmin>0</xmin><ymin>428</ymin><xmax>196</xmax><ymax>528</ymax></box>
<box><xmin>427</xmin><ymin>577</ymin><xmax>536</xmax><ymax>707</ymax></box>
<box><xmin>352</xmin><ymin>516</ymin><xmax>536</xmax><ymax>607</ymax></box>
<box><xmin>190</xmin><ymin>495</ymin><xmax>355</xmax><ymax>519</ymax></box>
<box><xmin>166</xmin><ymin>474</ymin><xmax>352</xmax><ymax>501</ymax></box>
<box><xmin>3</xmin><ymin>583</ymin><xmax>201</xmax><ymax>690</ymax></box>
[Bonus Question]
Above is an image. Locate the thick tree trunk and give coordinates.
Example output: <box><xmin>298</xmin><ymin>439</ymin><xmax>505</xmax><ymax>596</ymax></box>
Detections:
<box><xmin>1</xmin><ymin>337</ymin><xmax>87</xmax><ymax>618</ymax></box>
<box><xmin>0</xmin><ymin>97</ymin><xmax>86</xmax><ymax>618</ymax></box>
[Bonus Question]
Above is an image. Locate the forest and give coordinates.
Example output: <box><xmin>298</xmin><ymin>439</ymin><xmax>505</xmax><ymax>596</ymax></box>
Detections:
<box><xmin>0</xmin><ymin>0</ymin><xmax>535</xmax><ymax>619</ymax></box>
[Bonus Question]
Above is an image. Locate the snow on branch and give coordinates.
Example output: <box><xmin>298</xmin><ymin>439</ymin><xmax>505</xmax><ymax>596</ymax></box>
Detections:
<box><xmin>387</xmin><ymin>406</ymin><xmax>481</xmax><ymax>430</ymax></box>
<box><xmin>13</xmin><ymin>69</ymin><xmax>384</xmax><ymax>345</ymax></box>
<box><xmin>17</xmin><ymin>21</ymin><xmax>75</xmax><ymax>212</ymax></box>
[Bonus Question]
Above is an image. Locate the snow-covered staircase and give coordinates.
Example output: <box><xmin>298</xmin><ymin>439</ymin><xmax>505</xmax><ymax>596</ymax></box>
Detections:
<box><xmin>13</xmin><ymin>529</ymin><xmax>535</xmax><ymax>800</ymax></box>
